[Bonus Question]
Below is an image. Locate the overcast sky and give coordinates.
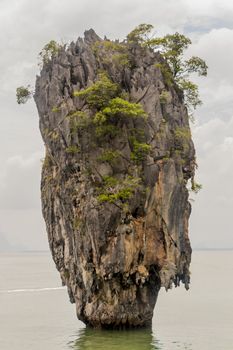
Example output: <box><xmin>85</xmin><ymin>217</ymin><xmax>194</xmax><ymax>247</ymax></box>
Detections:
<box><xmin>0</xmin><ymin>0</ymin><xmax>233</xmax><ymax>250</ymax></box>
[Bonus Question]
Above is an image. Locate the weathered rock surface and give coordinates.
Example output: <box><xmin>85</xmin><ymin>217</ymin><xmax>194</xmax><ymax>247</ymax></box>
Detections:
<box><xmin>34</xmin><ymin>29</ymin><xmax>195</xmax><ymax>328</ymax></box>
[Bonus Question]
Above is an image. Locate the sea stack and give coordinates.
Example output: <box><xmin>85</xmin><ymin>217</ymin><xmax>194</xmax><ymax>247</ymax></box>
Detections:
<box><xmin>34</xmin><ymin>29</ymin><xmax>195</xmax><ymax>328</ymax></box>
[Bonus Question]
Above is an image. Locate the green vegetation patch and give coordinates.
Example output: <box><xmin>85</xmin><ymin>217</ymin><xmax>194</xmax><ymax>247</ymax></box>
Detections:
<box><xmin>16</xmin><ymin>86</ymin><xmax>33</xmax><ymax>104</ymax></box>
<box><xmin>174</xmin><ymin>127</ymin><xmax>191</xmax><ymax>153</ymax></box>
<box><xmin>191</xmin><ymin>180</ymin><xmax>202</xmax><ymax>194</ymax></box>
<box><xmin>159</xmin><ymin>90</ymin><xmax>170</xmax><ymax>104</ymax></box>
<box><xmin>174</xmin><ymin>127</ymin><xmax>191</xmax><ymax>141</ymax></box>
<box><xmin>51</xmin><ymin>106</ymin><xmax>60</xmax><ymax>113</ymax></box>
<box><xmin>73</xmin><ymin>73</ymin><xmax>147</xmax><ymax>143</ymax></box>
<box><xmin>102</xmin><ymin>97</ymin><xmax>147</xmax><ymax>119</ymax></box>
<box><xmin>130</xmin><ymin>136</ymin><xmax>151</xmax><ymax>163</ymax></box>
<box><xmin>67</xmin><ymin>111</ymin><xmax>90</xmax><ymax>133</ymax></box>
<box><xmin>155</xmin><ymin>63</ymin><xmax>174</xmax><ymax>87</ymax></box>
<box><xmin>97</xmin><ymin>176</ymin><xmax>141</xmax><ymax>204</ymax></box>
<box><xmin>65</xmin><ymin>145</ymin><xmax>79</xmax><ymax>154</ymax></box>
<box><xmin>112</xmin><ymin>53</ymin><xmax>130</xmax><ymax>67</ymax></box>
<box><xmin>127</xmin><ymin>24</ymin><xmax>207</xmax><ymax>116</ymax></box>
<box><xmin>39</xmin><ymin>40</ymin><xmax>61</xmax><ymax>64</ymax></box>
<box><xmin>92</xmin><ymin>41</ymin><xmax>130</xmax><ymax>67</ymax></box>
<box><xmin>95</xmin><ymin>124</ymin><xmax>120</xmax><ymax>139</ymax></box>
<box><xmin>98</xmin><ymin>150</ymin><xmax>121</xmax><ymax>164</ymax></box>
<box><xmin>92</xmin><ymin>40</ymin><xmax>127</xmax><ymax>54</ymax></box>
<box><xmin>126</xmin><ymin>23</ymin><xmax>154</xmax><ymax>45</ymax></box>
<box><xmin>73</xmin><ymin>73</ymin><xmax>119</xmax><ymax>109</ymax></box>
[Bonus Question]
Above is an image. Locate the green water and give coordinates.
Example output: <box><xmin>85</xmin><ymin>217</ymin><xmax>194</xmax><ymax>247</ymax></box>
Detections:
<box><xmin>69</xmin><ymin>328</ymin><xmax>160</xmax><ymax>350</ymax></box>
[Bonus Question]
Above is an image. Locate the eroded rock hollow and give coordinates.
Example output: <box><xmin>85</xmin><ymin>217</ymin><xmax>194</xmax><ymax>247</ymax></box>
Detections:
<box><xmin>35</xmin><ymin>29</ymin><xmax>195</xmax><ymax>328</ymax></box>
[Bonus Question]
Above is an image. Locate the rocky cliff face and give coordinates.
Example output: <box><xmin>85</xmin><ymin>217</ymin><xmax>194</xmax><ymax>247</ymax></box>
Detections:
<box><xmin>34</xmin><ymin>29</ymin><xmax>195</xmax><ymax>328</ymax></box>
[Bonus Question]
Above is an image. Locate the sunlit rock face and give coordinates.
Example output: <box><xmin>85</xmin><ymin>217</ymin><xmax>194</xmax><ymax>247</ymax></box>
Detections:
<box><xmin>34</xmin><ymin>29</ymin><xmax>195</xmax><ymax>329</ymax></box>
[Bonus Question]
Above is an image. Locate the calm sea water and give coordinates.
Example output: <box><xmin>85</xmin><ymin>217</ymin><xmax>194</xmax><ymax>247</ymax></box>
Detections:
<box><xmin>0</xmin><ymin>251</ymin><xmax>232</xmax><ymax>350</ymax></box>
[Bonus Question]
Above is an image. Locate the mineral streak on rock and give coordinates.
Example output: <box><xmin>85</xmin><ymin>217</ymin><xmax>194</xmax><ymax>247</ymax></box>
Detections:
<box><xmin>34</xmin><ymin>29</ymin><xmax>195</xmax><ymax>328</ymax></box>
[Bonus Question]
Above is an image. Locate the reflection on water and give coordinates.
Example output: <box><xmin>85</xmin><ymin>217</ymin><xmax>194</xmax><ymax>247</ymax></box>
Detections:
<box><xmin>69</xmin><ymin>328</ymin><xmax>161</xmax><ymax>350</ymax></box>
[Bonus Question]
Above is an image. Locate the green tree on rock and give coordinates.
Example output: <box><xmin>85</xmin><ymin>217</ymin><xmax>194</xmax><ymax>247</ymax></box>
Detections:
<box><xmin>39</xmin><ymin>40</ymin><xmax>61</xmax><ymax>64</ymax></box>
<box><xmin>126</xmin><ymin>23</ymin><xmax>154</xmax><ymax>44</ymax></box>
<box><xmin>127</xmin><ymin>24</ymin><xmax>208</xmax><ymax>117</ymax></box>
<box><xmin>16</xmin><ymin>85</ymin><xmax>33</xmax><ymax>104</ymax></box>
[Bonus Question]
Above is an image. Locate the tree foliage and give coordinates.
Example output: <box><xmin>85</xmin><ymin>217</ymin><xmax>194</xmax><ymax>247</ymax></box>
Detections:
<box><xmin>39</xmin><ymin>40</ymin><xmax>61</xmax><ymax>64</ymax></box>
<box><xmin>97</xmin><ymin>176</ymin><xmax>141</xmax><ymax>204</ymax></box>
<box><xmin>126</xmin><ymin>24</ymin><xmax>154</xmax><ymax>44</ymax></box>
<box><xmin>127</xmin><ymin>24</ymin><xmax>208</xmax><ymax>116</ymax></box>
<box><xmin>74</xmin><ymin>72</ymin><xmax>119</xmax><ymax>109</ymax></box>
<box><xmin>178</xmin><ymin>80</ymin><xmax>202</xmax><ymax>111</ymax></box>
<box><xmin>147</xmin><ymin>33</ymin><xmax>192</xmax><ymax>78</ymax></box>
<box><xmin>74</xmin><ymin>73</ymin><xmax>147</xmax><ymax>128</ymax></box>
<box><xmin>129</xmin><ymin>136</ymin><xmax>151</xmax><ymax>163</ymax></box>
<box><xmin>147</xmin><ymin>32</ymin><xmax>207</xmax><ymax>114</ymax></box>
<box><xmin>101</xmin><ymin>97</ymin><xmax>147</xmax><ymax>119</ymax></box>
<box><xmin>98</xmin><ymin>150</ymin><xmax>121</xmax><ymax>164</ymax></box>
<box><xmin>67</xmin><ymin>111</ymin><xmax>90</xmax><ymax>133</ymax></box>
<box><xmin>16</xmin><ymin>85</ymin><xmax>33</xmax><ymax>104</ymax></box>
<box><xmin>191</xmin><ymin>180</ymin><xmax>202</xmax><ymax>194</ymax></box>
<box><xmin>92</xmin><ymin>40</ymin><xmax>130</xmax><ymax>67</ymax></box>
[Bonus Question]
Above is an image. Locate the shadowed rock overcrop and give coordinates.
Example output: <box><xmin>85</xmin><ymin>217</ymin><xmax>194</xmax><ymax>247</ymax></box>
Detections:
<box><xmin>34</xmin><ymin>29</ymin><xmax>197</xmax><ymax>328</ymax></box>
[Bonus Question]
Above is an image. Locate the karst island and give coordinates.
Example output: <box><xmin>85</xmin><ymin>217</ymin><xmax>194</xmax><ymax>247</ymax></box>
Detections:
<box><xmin>17</xmin><ymin>24</ymin><xmax>207</xmax><ymax>329</ymax></box>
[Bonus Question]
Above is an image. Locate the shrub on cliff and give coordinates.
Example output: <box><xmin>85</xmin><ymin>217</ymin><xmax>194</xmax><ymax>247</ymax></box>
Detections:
<box><xmin>127</xmin><ymin>24</ymin><xmax>208</xmax><ymax>116</ymax></box>
<box><xmin>16</xmin><ymin>85</ymin><xmax>33</xmax><ymax>104</ymax></box>
<box><xmin>74</xmin><ymin>72</ymin><xmax>119</xmax><ymax>109</ymax></box>
<box><xmin>39</xmin><ymin>40</ymin><xmax>61</xmax><ymax>64</ymax></box>
<box><xmin>73</xmin><ymin>73</ymin><xmax>147</xmax><ymax>145</ymax></box>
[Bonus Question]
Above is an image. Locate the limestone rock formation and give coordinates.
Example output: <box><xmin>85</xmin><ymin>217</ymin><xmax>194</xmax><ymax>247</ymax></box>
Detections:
<box><xmin>34</xmin><ymin>29</ymin><xmax>195</xmax><ymax>328</ymax></box>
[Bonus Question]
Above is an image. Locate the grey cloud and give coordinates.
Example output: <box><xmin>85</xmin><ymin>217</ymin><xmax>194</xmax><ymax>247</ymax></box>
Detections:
<box><xmin>186</xmin><ymin>28</ymin><xmax>233</xmax><ymax>123</ymax></box>
<box><xmin>190</xmin><ymin>117</ymin><xmax>233</xmax><ymax>249</ymax></box>
<box><xmin>1</xmin><ymin>0</ymin><xmax>233</xmax><ymax>250</ymax></box>
<box><xmin>0</xmin><ymin>209</ymin><xmax>48</xmax><ymax>251</ymax></box>
<box><xmin>0</xmin><ymin>152</ymin><xmax>42</xmax><ymax>210</ymax></box>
